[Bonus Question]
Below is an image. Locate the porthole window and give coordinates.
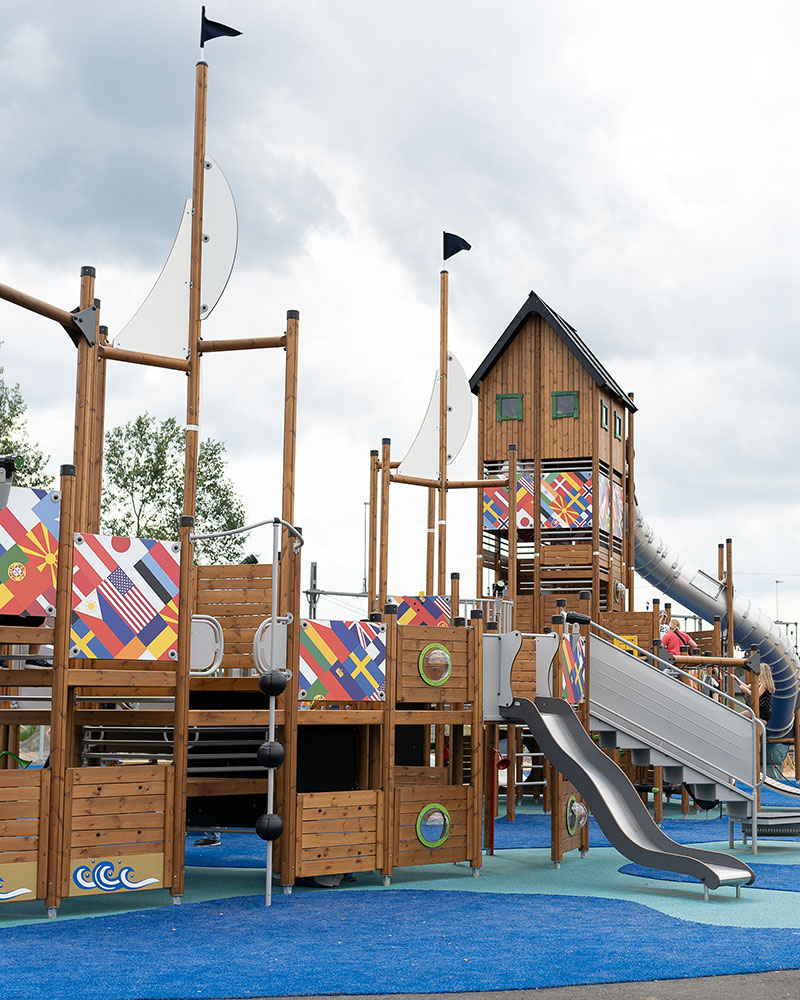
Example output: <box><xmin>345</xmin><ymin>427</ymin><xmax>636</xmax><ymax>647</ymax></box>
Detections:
<box><xmin>418</xmin><ymin>643</ymin><xmax>452</xmax><ymax>686</ymax></box>
<box><xmin>415</xmin><ymin>803</ymin><xmax>451</xmax><ymax>848</ymax></box>
<box><xmin>552</xmin><ymin>391</ymin><xmax>579</xmax><ymax>419</ymax></box>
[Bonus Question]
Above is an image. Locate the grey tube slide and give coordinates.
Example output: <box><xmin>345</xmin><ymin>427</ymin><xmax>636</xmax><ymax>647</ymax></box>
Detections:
<box><xmin>634</xmin><ymin>505</ymin><xmax>799</xmax><ymax>737</ymax></box>
<box><xmin>502</xmin><ymin>695</ymin><xmax>755</xmax><ymax>891</ymax></box>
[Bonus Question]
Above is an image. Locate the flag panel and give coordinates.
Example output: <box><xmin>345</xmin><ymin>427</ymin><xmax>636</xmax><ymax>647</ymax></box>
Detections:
<box><xmin>71</xmin><ymin>535</ymin><xmax>180</xmax><ymax>661</ymax></box>
<box><xmin>0</xmin><ymin>487</ymin><xmax>60</xmax><ymax>616</ymax></box>
<box><xmin>540</xmin><ymin>471</ymin><xmax>593</xmax><ymax>530</ymax></box>
<box><xmin>298</xmin><ymin>620</ymin><xmax>386</xmax><ymax>702</ymax></box>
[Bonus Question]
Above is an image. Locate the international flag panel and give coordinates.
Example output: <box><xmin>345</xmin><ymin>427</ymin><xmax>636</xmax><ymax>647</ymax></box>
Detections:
<box><xmin>612</xmin><ymin>481</ymin><xmax>624</xmax><ymax>538</ymax></box>
<box><xmin>391</xmin><ymin>594</ymin><xmax>451</xmax><ymax>627</ymax></box>
<box><xmin>597</xmin><ymin>474</ymin><xmax>611</xmax><ymax>533</ymax></box>
<box><xmin>0</xmin><ymin>486</ymin><xmax>60</xmax><ymax>617</ymax></box>
<box><xmin>298</xmin><ymin>619</ymin><xmax>386</xmax><ymax>701</ymax></box>
<box><xmin>540</xmin><ymin>471</ymin><xmax>593</xmax><ymax>530</ymax></box>
<box><xmin>561</xmin><ymin>633</ymin><xmax>585</xmax><ymax>704</ymax></box>
<box><xmin>71</xmin><ymin>534</ymin><xmax>181</xmax><ymax>660</ymax></box>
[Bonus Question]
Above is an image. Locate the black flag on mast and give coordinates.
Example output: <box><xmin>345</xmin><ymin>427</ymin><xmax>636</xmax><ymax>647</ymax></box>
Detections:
<box><xmin>201</xmin><ymin>6</ymin><xmax>242</xmax><ymax>46</ymax></box>
<box><xmin>443</xmin><ymin>232</ymin><xmax>471</xmax><ymax>260</ymax></box>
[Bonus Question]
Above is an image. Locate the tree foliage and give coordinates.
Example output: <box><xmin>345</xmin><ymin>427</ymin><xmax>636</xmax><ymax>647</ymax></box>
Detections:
<box><xmin>101</xmin><ymin>413</ymin><xmax>248</xmax><ymax>564</ymax></box>
<box><xmin>0</xmin><ymin>358</ymin><xmax>52</xmax><ymax>489</ymax></box>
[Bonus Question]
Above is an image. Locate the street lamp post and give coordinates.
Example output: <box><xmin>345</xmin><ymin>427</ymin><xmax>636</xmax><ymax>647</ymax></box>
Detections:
<box><xmin>776</xmin><ymin>579</ymin><xmax>784</xmax><ymax>621</ymax></box>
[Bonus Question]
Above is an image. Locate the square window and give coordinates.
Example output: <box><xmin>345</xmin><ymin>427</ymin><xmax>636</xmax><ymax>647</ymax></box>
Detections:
<box><xmin>552</xmin><ymin>391</ymin><xmax>579</xmax><ymax>419</ymax></box>
<box><xmin>614</xmin><ymin>412</ymin><xmax>623</xmax><ymax>440</ymax></box>
<box><xmin>600</xmin><ymin>400</ymin><xmax>609</xmax><ymax>430</ymax></box>
<box><xmin>496</xmin><ymin>393</ymin><xmax>523</xmax><ymax>421</ymax></box>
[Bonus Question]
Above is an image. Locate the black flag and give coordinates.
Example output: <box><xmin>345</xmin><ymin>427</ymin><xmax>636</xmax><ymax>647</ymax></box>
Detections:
<box><xmin>201</xmin><ymin>6</ymin><xmax>242</xmax><ymax>46</ymax></box>
<box><xmin>443</xmin><ymin>232</ymin><xmax>471</xmax><ymax>260</ymax></box>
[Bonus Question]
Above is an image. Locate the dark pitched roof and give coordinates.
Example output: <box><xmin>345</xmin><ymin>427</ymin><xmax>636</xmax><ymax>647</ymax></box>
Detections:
<box><xmin>469</xmin><ymin>290</ymin><xmax>636</xmax><ymax>412</ymax></box>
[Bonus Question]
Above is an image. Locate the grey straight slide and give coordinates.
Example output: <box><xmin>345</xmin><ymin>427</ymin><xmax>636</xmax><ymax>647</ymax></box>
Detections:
<box><xmin>501</xmin><ymin>695</ymin><xmax>755</xmax><ymax>892</ymax></box>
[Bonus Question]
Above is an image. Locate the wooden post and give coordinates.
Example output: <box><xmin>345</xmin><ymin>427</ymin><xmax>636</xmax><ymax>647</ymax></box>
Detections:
<box><xmin>469</xmin><ymin>609</ymin><xmax>484</xmax><ymax>870</ymax></box>
<box><xmin>45</xmin><ymin>464</ymin><xmax>77</xmax><ymax>912</ymax></box>
<box><xmin>475</xmin><ymin>389</ymin><xmax>485</xmax><ymax>599</ymax></box>
<box><xmin>278</xmin><ymin>531</ymin><xmax>302</xmax><ymax>888</ymax></box>
<box><xmin>171</xmin><ymin>59</ymin><xmax>209</xmax><ymax>899</ymax></box>
<box><xmin>507</xmin><ymin>444</ymin><xmax>518</xmax><ymax>629</ymax></box>
<box><xmin>437</xmin><ymin>270</ymin><xmax>448</xmax><ymax>593</ymax></box>
<box><xmin>368</xmin><ymin>450</ymin><xmax>379</xmax><ymax>613</ymax></box>
<box><xmin>72</xmin><ymin>267</ymin><xmax>96</xmax><ymax>532</ymax></box>
<box><xmin>280</xmin><ymin>311</ymin><xmax>300</xmax><ymax>621</ymax></box>
<box><xmin>426</xmin><ymin>488</ymin><xmax>436</xmax><ymax>596</ymax></box>
<box><xmin>506</xmin><ymin>723</ymin><xmax>516</xmax><ymax>821</ymax></box>
<box><xmin>725</xmin><ymin>538</ymin><xmax>734</xmax><ymax>659</ymax></box>
<box><xmin>381</xmin><ymin>604</ymin><xmax>398</xmax><ymax>882</ymax></box>
<box><xmin>88</xmin><ymin>324</ymin><xmax>108</xmax><ymax>534</ymax></box>
<box><xmin>450</xmin><ymin>572</ymin><xmax>460</xmax><ymax>622</ymax></box>
<box><xmin>378</xmin><ymin>439</ymin><xmax>391</xmax><ymax>610</ymax></box>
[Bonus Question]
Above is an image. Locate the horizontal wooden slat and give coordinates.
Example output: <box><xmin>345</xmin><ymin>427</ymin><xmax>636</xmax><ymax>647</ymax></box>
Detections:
<box><xmin>0</xmin><ymin>801</ymin><xmax>39</xmax><ymax>821</ymax></box>
<box><xmin>71</xmin><ymin>764</ymin><xmax>167</xmax><ymax>785</ymax></box>
<box><xmin>302</xmin><ymin>816</ymin><xmax>377</xmax><ymax>835</ymax></box>
<box><xmin>187</xmin><ymin>777</ymin><xmax>266</xmax><ymax>797</ymax></box>
<box><xmin>196</xmin><ymin>564</ymin><xmax>271</xmax><ymax>581</ymax></box>
<box><xmin>298</xmin><ymin>790</ymin><xmax>380</xmax><ymax>810</ymax></box>
<box><xmin>0</xmin><ymin>626</ymin><xmax>53</xmax><ymax>644</ymax></box>
<box><xmin>0</xmin><ymin>849</ymin><xmax>37</xmax><ymax>864</ymax></box>
<box><xmin>0</xmin><ymin>668</ymin><xmax>53</xmax><ymax>686</ymax></box>
<box><xmin>393</xmin><ymin>710</ymin><xmax>471</xmax><ymax>724</ymax></box>
<box><xmin>0</xmin><ymin>772</ymin><xmax>43</xmax><ymax>790</ymax></box>
<box><xmin>67</xmin><ymin>670</ymin><xmax>176</xmax><ymax>688</ymax></box>
<box><xmin>73</xmin><ymin>779</ymin><xmax>166</xmax><ymax>799</ymax></box>
<box><xmin>73</xmin><ymin>711</ymin><xmax>174</xmax><ymax>727</ymax></box>
<box><xmin>187</xmin><ymin>709</ymin><xmax>278</xmax><ymax>726</ymax></box>
<box><xmin>301</xmin><ymin>830</ymin><xmax>376</xmax><ymax>849</ymax></box>
<box><xmin>0</xmin><ymin>711</ymin><xmax>50</xmax><ymax>725</ymax></box>
<box><xmin>299</xmin><ymin>843</ymin><xmax>377</xmax><ymax>862</ymax></box>
<box><xmin>0</xmin><ymin>818</ymin><xmax>39</xmax><ymax>837</ymax></box>
<box><xmin>70</xmin><ymin>826</ymin><xmax>164</xmax><ymax>849</ymax></box>
<box><xmin>0</xmin><ymin>834</ymin><xmax>38</xmax><ymax>851</ymax></box>
<box><xmin>396</xmin><ymin>844</ymin><xmax>468</xmax><ymax>866</ymax></box>
<box><xmin>71</xmin><ymin>811</ymin><xmax>166</xmax><ymax>832</ymax></box>
<box><xmin>298</xmin><ymin>710</ymin><xmax>383</xmax><ymax>725</ymax></box>
<box><xmin>70</xmin><ymin>794</ymin><xmax>166</xmax><ymax>817</ymax></box>
<box><xmin>68</xmin><ymin>843</ymin><xmax>164</xmax><ymax>861</ymax></box>
<box><xmin>299</xmin><ymin>805</ymin><xmax>378</xmax><ymax>822</ymax></box>
<box><xmin>296</xmin><ymin>855</ymin><xmax>376</xmax><ymax>877</ymax></box>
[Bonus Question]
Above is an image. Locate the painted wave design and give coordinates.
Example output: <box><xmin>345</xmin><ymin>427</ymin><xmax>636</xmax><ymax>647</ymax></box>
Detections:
<box><xmin>72</xmin><ymin>862</ymin><xmax>159</xmax><ymax>892</ymax></box>
<box><xmin>0</xmin><ymin>875</ymin><xmax>33</xmax><ymax>901</ymax></box>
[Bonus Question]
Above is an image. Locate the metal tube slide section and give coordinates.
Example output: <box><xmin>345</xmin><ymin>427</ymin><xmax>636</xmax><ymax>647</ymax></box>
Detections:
<box><xmin>502</xmin><ymin>696</ymin><xmax>754</xmax><ymax>891</ymax></box>
<box><xmin>634</xmin><ymin>505</ymin><xmax>798</xmax><ymax>736</ymax></box>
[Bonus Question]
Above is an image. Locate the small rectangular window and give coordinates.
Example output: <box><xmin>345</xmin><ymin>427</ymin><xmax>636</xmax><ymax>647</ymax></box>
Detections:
<box><xmin>614</xmin><ymin>412</ymin><xmax>623</xmax><ymax>440</ymax></box>
<box><xmin>552</xmin><ymin>391</ymin><xmax>579</xmax><ymax>419</ymax></box>
<box><xmin>600</xmin><ymin>400</ymin><xmax>609</xmax><ymax>430</ymax></box>
<box><xmin>496</xmin><ymin>393</ymin><xmax>523</xmax><ymax>421</ymax></box>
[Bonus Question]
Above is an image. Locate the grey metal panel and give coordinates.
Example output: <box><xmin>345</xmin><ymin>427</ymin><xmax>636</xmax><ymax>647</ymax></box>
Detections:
<box><xmin>502</xmin><ymin>696</ymin><xmax>754</xmax><ymax>890</ymax></box>
<box><xmin>590</xmin><ymin>634</ymin><xmax>755</xmax><ymax>789</ymax></box>
<box><xmin>634</xmin><ymin>505</ymin><xmax>799</xmax><ymax>736</ymax></box>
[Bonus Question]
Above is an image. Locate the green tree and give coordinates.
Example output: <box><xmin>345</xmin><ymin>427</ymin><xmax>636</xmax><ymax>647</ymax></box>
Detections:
<box><xmin>0</xmin><ymin>359</ymin><xmax>52</xmax><ymax>489</ymax></box>
<box><xmin>101</xmin><ymin>413</ymin><xmax>248</xmax><ymax>564</ymax></box>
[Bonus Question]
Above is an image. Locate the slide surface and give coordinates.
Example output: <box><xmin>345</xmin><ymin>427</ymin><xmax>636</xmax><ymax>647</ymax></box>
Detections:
<box><xmin>634</xmin><ymin>505</ymin><xmax>799</xmax><ymax>736</ymax></box>
<box><xmin>502</xmin><ymin>695</ymin><xmax>755</xmax><ymax>890</ymax></box>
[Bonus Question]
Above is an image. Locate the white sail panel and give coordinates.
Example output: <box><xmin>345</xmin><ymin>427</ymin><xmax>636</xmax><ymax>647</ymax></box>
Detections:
<box><xmin>113</xmin><ymin>155</ymin><xmax>238</xmax><ymax>358</ymax></box>
<box><xmin>398</xmin><ymin>353</ymin><xmax>473</xmax><ymax>479</ymax></box>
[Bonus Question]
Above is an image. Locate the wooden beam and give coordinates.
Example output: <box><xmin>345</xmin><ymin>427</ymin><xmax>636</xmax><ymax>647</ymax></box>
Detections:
<box><xmin>100</xmin><ymin>344</ymin><xmax>190</xmax><ymax>372</ymax></box>
<box><xmin>0</xmin><ymin>281</ymin><xmax>79</xmax><ymax>330</ymax></box>
<box><xmin>199</xmin><ymin>335</ymin><xmax>286</xmax><ymax>353</ymax></box>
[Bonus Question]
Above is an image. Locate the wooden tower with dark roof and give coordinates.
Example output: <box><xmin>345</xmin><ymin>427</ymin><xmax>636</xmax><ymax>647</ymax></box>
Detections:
<box><xmin>470</xmin><ymin>291</ymin><xmax>636</xmax><ymax>631</ymax></box>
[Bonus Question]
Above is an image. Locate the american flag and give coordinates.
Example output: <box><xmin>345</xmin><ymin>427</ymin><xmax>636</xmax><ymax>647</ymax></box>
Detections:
<box><xmin>98</xmin><ymin>567</ymin><xmax>157</xmax><ymax>633</ymax></box>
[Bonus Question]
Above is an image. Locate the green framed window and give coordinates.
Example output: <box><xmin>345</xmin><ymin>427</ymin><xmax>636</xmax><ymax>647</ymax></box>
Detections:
<box><xmin>415</xmin><ymin>803</ymin><xmax>451</xmax><ymax>848</ymax></box>
<box><xmin>418</xmin><ymin>643</ymin><xmax>452</xmax><ymax>687</ymax></box>
<box><xmin>496</xmin><ymin>393</ymin><xmax>523</xmax><ymax>422</ymax></box>
<box><xmin>614</xmin><ymin>412</ymin><xmax>623</xmax><ymax>440</ymax></box>
<box><xmin>600</xmin><ymin>400</ymin><xmax>609</xmax><ymax>430</ymax></box>
<box><xmin>552</xmin><ymin>391</ymin><xmax>579</xmax><ymax>419</ymax></box>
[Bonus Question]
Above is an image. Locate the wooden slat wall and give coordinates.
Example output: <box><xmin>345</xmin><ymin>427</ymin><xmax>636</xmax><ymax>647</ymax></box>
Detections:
<box><xmin>63</xmin><ymin>764</ymin><xmax>171</xmax><ymax>893</ymax></box>
<box><xmin>0</xmin><ymin>769</ymin><xmax>50</xmax><ymax>898</ymax></box>
<box><xmin>478</xmin><ymin>316</ymin><xmax>538</xmax><ymax>461</ymax></box>
<box><xmin>396</xmin><ymin>626</ymin><xmax>469</xmax><ymax>703</ymax></box>
<box><xmin>296</xmin><ymin>789</ymin><xmax>382</xmax><ymax>877</ymax></box>
<box><xmin>194</xmin><ymin>563</ymin><xmax>272</xmax><ymax>674</ymax></box>
<box><xmin>598</xmin><ymin>613</ymin><xmax>656</xmax><ymax>654</ymax></box>
<box><xmin>394</xmin><ymin>785</ymin><xmax>470</xmax><ymax>867</ymax></box>
<box><xmin>510</xmin><ymin>635</ymin><xmax>537</xmax><ymax>702</ymax></box>
<box><xmin>539</xmin><ymin>322</ymin><xmax>595</xmax><ymax>461</ymax></box>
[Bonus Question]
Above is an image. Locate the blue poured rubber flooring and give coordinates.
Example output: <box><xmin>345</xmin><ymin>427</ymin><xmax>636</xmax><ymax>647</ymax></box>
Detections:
<box><xmin>5</xmin><ymin>889</ymin><xmax>800</xmax><ymax>1000</ymax></box>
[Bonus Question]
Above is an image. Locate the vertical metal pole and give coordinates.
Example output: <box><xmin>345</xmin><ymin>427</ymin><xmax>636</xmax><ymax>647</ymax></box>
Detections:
<box><xmin>265</xmin><ymin>519</ymin><xmax>280</xmax><ymax>907</ymax></box>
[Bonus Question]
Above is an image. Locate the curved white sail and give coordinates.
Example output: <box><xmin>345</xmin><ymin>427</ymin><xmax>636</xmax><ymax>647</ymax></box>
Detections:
<box><xmin>398</xmin><ymin>352</ymin><xmax>472</xmax><ymax>480</ymax></box>
<box><xmin>113</xmin><ymin>156</ymin><xmax>238</xmax><ymax>359</ymax></box>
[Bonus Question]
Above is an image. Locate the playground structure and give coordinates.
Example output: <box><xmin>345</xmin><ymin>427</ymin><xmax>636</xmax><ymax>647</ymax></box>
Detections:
<box><xmin>3</xmin><ymin>49</ymin><xmax>800</xmax><ymax>918</ymax></box>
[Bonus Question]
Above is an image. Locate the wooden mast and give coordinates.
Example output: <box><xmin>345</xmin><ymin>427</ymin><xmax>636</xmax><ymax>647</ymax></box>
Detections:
<box><xmin>172</xmin><ymin>58</ymin><xmax>209</xmax><ymax>899</ymax></box>
<box><xmin>437</xmin><ymin>270</ymin><xmax>448</xmax><ymax>593</ymax></box>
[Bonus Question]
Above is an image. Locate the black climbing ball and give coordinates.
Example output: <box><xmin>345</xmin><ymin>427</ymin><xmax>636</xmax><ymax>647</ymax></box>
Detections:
<box><xmin>257</xmin><ymin>740</ymin><xmax>285</xmax><ymax>769</ymax></box>
<box><xmin>258</xmin><ymin>670</ymin><xmax>288</xmax><ymax>697</ymax></box>
<box><xmin>255</xmin><ymin>813</ymin><xmax>284</xmax><ymax>841</ymax></box>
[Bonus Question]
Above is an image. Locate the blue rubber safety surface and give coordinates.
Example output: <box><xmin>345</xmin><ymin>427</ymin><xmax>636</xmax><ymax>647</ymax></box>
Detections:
<box><xmin>5</xmin><ymin>889</ymin><xmax>800</xmax><ymax>1000</ymax></box>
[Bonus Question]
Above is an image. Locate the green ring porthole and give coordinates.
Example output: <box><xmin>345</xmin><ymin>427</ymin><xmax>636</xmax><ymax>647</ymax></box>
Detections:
<box><xmin>418</xmin><ymin>642</ymin><xmax>452</xmax><ymax>687</ymax></box>
<box><xmin>415</xmin><ymin>803</ymin><xmax>451</xmax><ymax>848</ymax></box>
<box><xmin>566</xmin><ymin>794</ymin><xmax>578</xmax><ymax>836</ymax></box>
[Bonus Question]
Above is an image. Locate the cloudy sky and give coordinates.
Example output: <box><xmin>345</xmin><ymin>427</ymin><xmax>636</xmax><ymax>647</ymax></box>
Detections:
<box><xmin>2</xmin><ymin>2</ymin><xmax>800</xmax><ymax>628</ymax></box>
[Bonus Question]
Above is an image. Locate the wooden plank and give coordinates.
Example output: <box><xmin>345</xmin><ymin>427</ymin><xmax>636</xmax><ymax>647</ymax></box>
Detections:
<box><xmin>71</xmin><ymin>764</ymin><xmax>168</xmax><ymax>785</ymax></box>
<box><xmin>68</xmin><ymin>843</ymin><xmax>165</xmax><ymax>861</ymax></box>
<box><xmin>297</xmin><ymin>709</ymin><xmax>383</xmax><ymax>725</ymax></box>
<box><xmin>301</xmin><ymin>816</ymin><xmax>377</xmax><ymax>835</ymax></box>
<box><xmin>395</xmin><ymin>844</ymin><xmax>468</xmax><ymax>866</ymax></box>
<box><xmin>73</xmin><ymin>711</ymin><xmax>174</xmax><ymax>728</ymax></box>
<box><xmin>0</xmin><ymin>849</ymin><xmax>37</xmax><ymax>864</ymax></box>
<box><xmin>0</xmin><ymin>627</ymin><xmax>53</xmax><ymax>644</ymax></box>
<box><xmin>72</xmin><ymin>780</ymin><xmax>166</xmax><ymax>800</ymax></box>
<box><xmin>187</xmin><ymin>709</ymin><xmax>277</xmax><ymax>726</ymax></box>
<box><xmin>195</xmin><ymin>602</ymin><xmax>270</xmax><ymax>617</ymax></box>
<box><xmin>69</xmin><ymin>794</ymin><xmax>167</xmax><ymax>816</ymax></box>
<box><xmin>299</xmin><ymin>843</ymin><xmax>377</xmax><ymax>862</ymax></box>
<box><xmin>393</xmin><ymin>710</ymin><xmax>472</xmax><ymax>724</ymax></box>
<box><xmin>194</xmin><ymin>587</ymin><xmax>271</xmax><ymax>605</ymax></box>
<box><xmin>301</xmin><ymin>830</ymin><xmax>377</xmax><ymax>849</ymax></box>
<box><xmin>67</xmin><ymin>670</ymin><xmax>176</xmax><ymax>688</ymax></box>
<box><xmin>296</xmin><ymin>855</ymin><xmax>376</xmax><ymax>877</ymax></box>
<box><xmin>71</xmin><ymin>811</ymin><xmax>167</xmax><ymax>832</ymax></box>
<box><xmin>0</xmin><ymin>711</ymin><xmax>50</xmax><ymax>725</ymax></box>
<box><xmin>0</xmin><ymin>668</ymin><xmax>53</xmax><ymax>687</ymax></box>
<box><xmin>298</xmin><ymin>790</ymin><xmax>380</xmax><ymax>810</ymax></box>
<box><xmin>0</xmin><ymin>833</ymin><xmax>38</xmax><ymax>852</ymax></box>
<box><xmin>187</xmin><ymin>777</ymin><xmax>266</xmax><ymax>796</ymax></box>
<box><xmin>196</xmin><ymin>564</ymin><xmax>271</xmax><ymax>581</ymax></box>
<box><xmin>70</xmin><ymin>827</ymin><xmax>164</xmax><ymax>849</ymax></box>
